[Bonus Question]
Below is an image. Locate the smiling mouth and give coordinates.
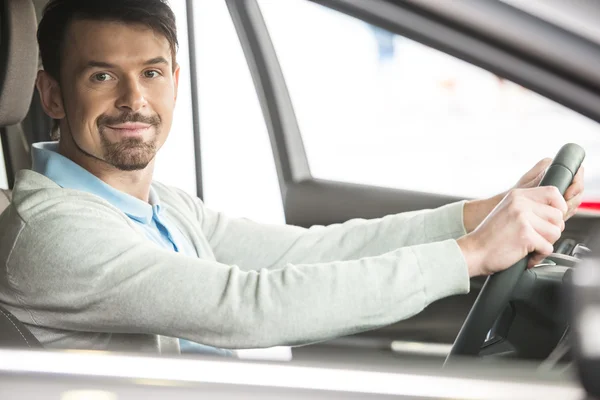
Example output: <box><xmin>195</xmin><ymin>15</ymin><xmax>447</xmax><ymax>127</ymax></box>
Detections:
<box><xmin>104</xmin><ymin>124</ymin><xmax>154</xmax><ymax>138</ymax></box>
<box><xmin>106</xmin><ymin>123</ymin><xmax>152</xmax><ymax>131</ymax></box>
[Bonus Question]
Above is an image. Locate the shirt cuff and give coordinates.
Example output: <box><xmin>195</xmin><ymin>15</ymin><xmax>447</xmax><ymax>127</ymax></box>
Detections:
<box><xmin>423</xmin><ymin>200</ymin><xmax>468</xmax><ymax>242</ymax></box>
<box><xmin>411</xmin><ymin>239</ymin><xmax>471</xmax><ymax>304</ymax></box>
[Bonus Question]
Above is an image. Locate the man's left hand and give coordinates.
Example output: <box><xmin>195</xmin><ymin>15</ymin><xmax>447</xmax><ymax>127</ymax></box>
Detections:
<box><xmin>513</xmin><ymin>157</ymin><xmax>584</xmax><ymax>220</ymax></box>
<box><xmin>463</xmin><ymin>157</ymin><xmax>585</xmax><ymax>233</ymax></box>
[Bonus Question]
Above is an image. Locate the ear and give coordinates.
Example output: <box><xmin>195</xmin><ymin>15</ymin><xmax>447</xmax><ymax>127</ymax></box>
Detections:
<box><xmin>172</xmin><ymin>63</ymin><xmax>180</xmax><ymax>103</ymax></box>
<box><xmin>36</xmin><ymin>70</ymin><xmax>66</xmax><ymax>119</ymax></box>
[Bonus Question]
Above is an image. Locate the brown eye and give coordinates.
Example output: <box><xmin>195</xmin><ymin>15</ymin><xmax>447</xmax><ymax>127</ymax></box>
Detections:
<box><xmin>93</xmin><ymin>73</ymin><xmax>112</xmax><ymax>82</ymax></box>
<box><xmin>144</xmin><ymin>70</ymin><xmax>160</xmax><ymax>78</ymax></box>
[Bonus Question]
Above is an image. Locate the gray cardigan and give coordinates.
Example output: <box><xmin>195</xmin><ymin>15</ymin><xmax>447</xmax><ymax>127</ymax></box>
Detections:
<box><xmin>0</xmin><ymin>170</ymin><xmax>470</xmax><ymax>353</ymax></box>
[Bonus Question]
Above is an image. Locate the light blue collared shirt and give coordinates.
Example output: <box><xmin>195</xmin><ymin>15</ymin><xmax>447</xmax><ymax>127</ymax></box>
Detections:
<box><xmin>32</xmin><ymin>142</ymin><xmax>197</xmax><ymax>257</ymax></box>
<box><xmin>31</xmin><ymin>142</ymin><xmax>232</xmax><ymax>357</ymax></box>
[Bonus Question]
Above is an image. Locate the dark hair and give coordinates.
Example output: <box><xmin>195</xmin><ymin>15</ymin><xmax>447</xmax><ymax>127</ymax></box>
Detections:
<box><xmin>37</xmin><ymin>0</ymin><xmax>178</xmax><ymax>82</ymax></box>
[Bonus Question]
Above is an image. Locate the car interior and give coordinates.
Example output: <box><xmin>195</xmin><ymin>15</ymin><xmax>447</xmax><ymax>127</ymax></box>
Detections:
<box><xmin>0</xmin><ymin>1</ymin><xmax>600</xmax><ymax>395</ymax></box>
<box><xmin>0</xmin><ymin>0</ymin><xmax>41</xmax><ymax>349</ymax></box>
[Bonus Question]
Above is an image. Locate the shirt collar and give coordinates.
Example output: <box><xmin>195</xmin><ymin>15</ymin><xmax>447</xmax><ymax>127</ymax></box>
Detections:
<box><xmin>31</xmin><ymin>141</ymin><xmax>160</xmax><ymax>224</ymax></box>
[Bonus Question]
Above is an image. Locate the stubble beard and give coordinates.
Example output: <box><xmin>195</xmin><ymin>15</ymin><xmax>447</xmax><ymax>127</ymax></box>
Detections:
<box><xmin>98</xmin><ymin>126</ymin><xmax>159</xmax><ymax>171</ymax></box>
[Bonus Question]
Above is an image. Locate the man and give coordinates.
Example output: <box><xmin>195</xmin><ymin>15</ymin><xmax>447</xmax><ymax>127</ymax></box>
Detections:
<box><xmin>0</xmin><ymin>0</ymin><xmax>583</xmax><ymax>354</ymax></box>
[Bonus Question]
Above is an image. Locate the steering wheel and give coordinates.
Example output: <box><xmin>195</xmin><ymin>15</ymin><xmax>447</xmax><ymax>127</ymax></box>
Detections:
<box><xmin>445</xmin><ymin>143</ymin><xmax>585</xmax><ymax>364</ymax></box>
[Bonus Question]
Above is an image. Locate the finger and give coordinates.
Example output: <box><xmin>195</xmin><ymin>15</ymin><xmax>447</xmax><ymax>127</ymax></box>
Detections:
<box><xmin>519</xmin><ymin>158</ymin><xmax>552</xmax><ymax>188</ymax></box>
<box><xmin>528</xmin><ymin>158</ymin><xmax>553</xmax><ymax>178</ymax></box>
<box><xmin>524</xmin><ymin>227</ymin><xmax>554</xmax><ymax>270</ymax></box>
<box><xmin>530</xmin><ymin>202</ymin><xmax>565</xmax><ymax>231</ymax></box>
<box><xmin>529</xmin><ymin>212</ymin><xmax>563</xmax><ymax>247</ymax></box>
<box><xmin>526</xmin><ymin>186</ymin><xmax>568</xmax><ymax>216</ymax></box>
<box><xmin>564</xmin><ymin>165</ymin><xmax>585</xmax><ymax>201</ymax></box>
<box><xmin>566</xmin><ymin>191</ymin><xmax>584</xmax><ymax>220</ymax></box>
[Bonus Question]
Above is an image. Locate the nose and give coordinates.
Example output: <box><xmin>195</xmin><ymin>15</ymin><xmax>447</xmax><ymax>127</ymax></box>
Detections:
<box><xmin>116</xmin><ymin>77</ymin><xmax>147</xmax><ymax>112</ymax></box>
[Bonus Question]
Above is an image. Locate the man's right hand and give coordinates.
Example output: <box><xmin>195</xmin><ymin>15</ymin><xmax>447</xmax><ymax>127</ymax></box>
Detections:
<box><xmin>457</xmin><ymin>186</ymin><xmax>568</xmax><ymax>277</ymax></box>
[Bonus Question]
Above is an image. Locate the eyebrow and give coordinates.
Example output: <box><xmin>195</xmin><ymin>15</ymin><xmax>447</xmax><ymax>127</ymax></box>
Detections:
<box><xmin>82</xmin><ymin>57</ymin><xmax>170</xmax><ymax>71</ymax></box>
<box><xmin>143</xmin><ymin>57</ymin><xmax>170</xmax><ymax>66</ymax></box>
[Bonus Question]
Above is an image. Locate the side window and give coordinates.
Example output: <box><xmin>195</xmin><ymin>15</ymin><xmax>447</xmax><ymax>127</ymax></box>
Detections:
<box><xmin>186</xmin><ymin>1</ymin><xmax>285</xmax><ymax>225</ymax></box>
<box><xmin>259</xmin><ymin>0</ymin><xmax>600</xmax><ymax>199</ymax></box>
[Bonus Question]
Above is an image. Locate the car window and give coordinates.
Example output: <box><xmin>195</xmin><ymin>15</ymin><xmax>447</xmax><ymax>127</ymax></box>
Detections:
<box><xmin>258</xmin><ymin>0</ymin><xmax>600</xmax><ymax>200</ymax></box>
<box><xmin>187</xmin><ymin>0</ymin><xmax>284</xmax><ymax>225</ymax></box>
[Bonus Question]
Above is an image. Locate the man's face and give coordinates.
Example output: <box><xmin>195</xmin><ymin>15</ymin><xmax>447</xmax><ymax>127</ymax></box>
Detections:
<box><xmin>53</xmin><ymin>19</ymin><xmax>179</xmax><ymax>171</ymax></box>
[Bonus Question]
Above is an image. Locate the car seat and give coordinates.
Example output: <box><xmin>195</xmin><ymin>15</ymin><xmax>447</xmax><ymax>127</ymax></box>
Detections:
<box><xmin>0</xmin><ymin>0</ymin><xmax>42</xmax><ymax>348</ymax></box>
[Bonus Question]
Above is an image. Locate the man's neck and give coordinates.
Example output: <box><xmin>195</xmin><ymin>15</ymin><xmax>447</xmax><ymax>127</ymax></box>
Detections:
<box><xmin>93</xmin><ymin>164</ymin><xmax>154</xmax><ymax>202</ymax></box>
<box><xmin>58</xmin><ymin>138</ymin><xmax>154</xmax><ymax>202</ymax></box>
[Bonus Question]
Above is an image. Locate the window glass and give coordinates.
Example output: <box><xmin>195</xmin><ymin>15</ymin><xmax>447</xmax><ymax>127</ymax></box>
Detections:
<box><xmin>259</xmin><ymin>0</ymin><xmax>600</xmax><ymax>200</ymax></box>
<box><xmin>191</xmin><ymin>1</ymin><xmax>285</xmax><ymax>225</ymax></box>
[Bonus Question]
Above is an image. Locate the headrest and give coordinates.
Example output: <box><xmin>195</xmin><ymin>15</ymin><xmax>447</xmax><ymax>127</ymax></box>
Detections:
<box><xmin>0</xmin><ymin>0</ymin><xmax>38</xmax><ymax>127</ymax></box>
